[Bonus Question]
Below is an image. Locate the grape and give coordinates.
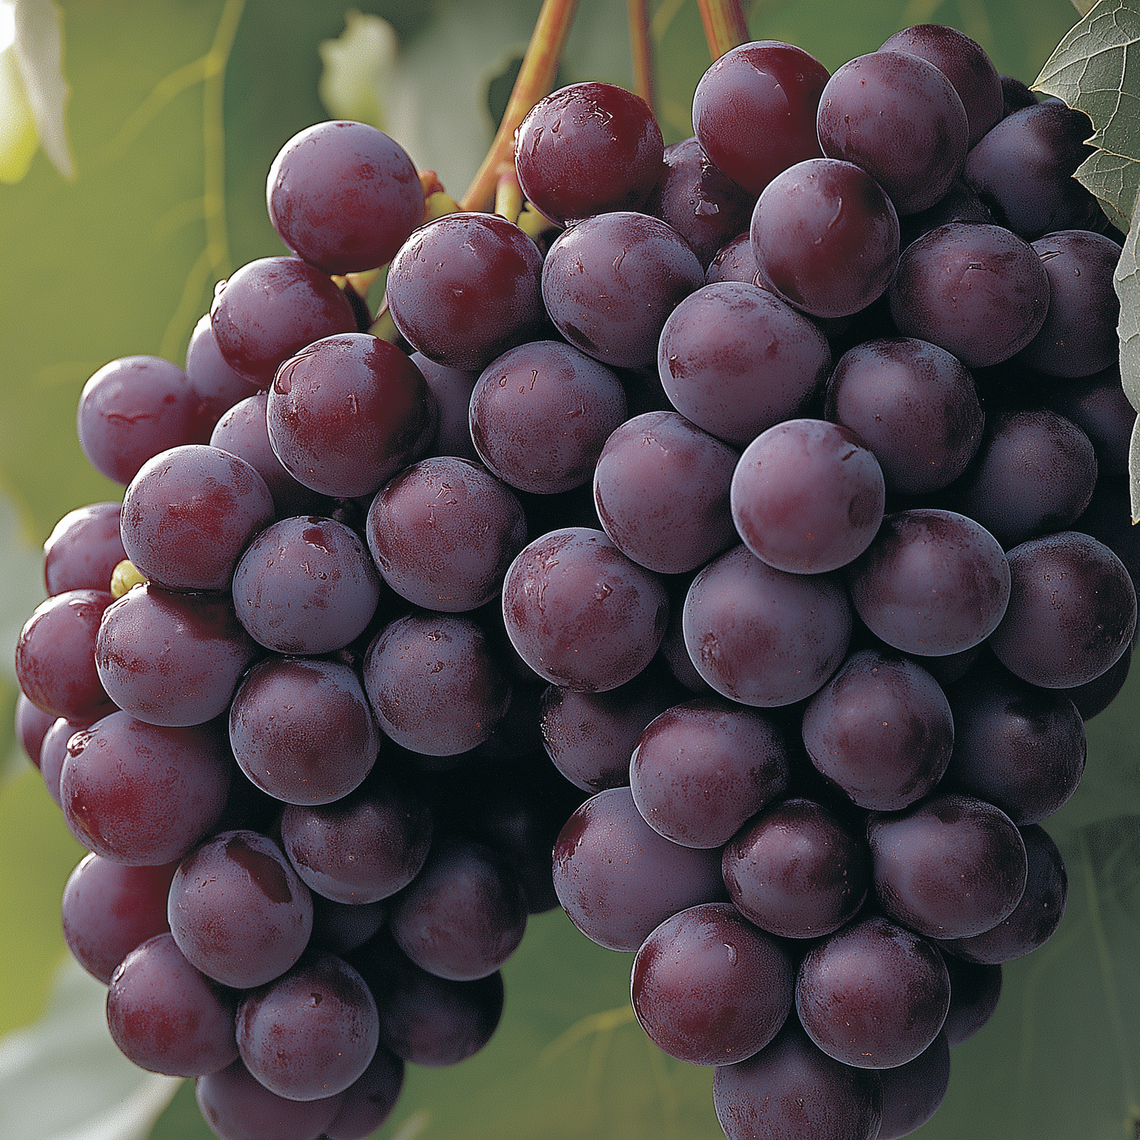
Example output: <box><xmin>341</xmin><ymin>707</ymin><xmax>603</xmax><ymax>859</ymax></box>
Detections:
<box><xmin>631</xmin><ymin>902</ymin><xmax>794</xmax><ymax>1066</ymax></box>
<box><xmin>712</xmin><ymin>1019</ymin><xmax>883</xmax><ymax>1140</ymax></box>
<box><xmin>120</xmin><ymin>444</ymin><xmax>275</xmax><ymax>593</ymax></box>
<box><xmin>229</xmin><ymin>655</ymin><xmax>381</xmax><ymax>805</ymax></box>
<box><xmin>750</xmin><ymin>158</ymin><xmax>900</xmax><ymax>319</ymax></box>
<box><xmin>266</xmin><ymin>120</ymin><xmax>423</xmax><ymax>274</ymax></box>
<box><xmin>184</xmin><ymin>313</ymin><xmax>261</xmax><ymax>426</ymax></box>
<box><xmin>801</xmin><ymin>649</ymin><xmax>954</xmax><ymax>812</ymax></box>
<box><xmin>704</xmin><ymin>233</ymin><xmax>757</xmax><ymax>285</ymax></box>
<box><xmin>1047</xmin><ymin>367</ymin><xmax>1135</xmax><ymax>478</ymax></box>
<box><xmin>876</xmin><ymin>1031</ymin><xmax>951</xmax><ymax>1139</ymax></box>
<box><xmin>39</xmin><ymin>715</ymin><xmax>91</xmax><ymax>806</ymax></box>
<box><xmin>552</xmin><ymin>786</ymin><xmax>725</xmax><ymax>951</ymax></box>
<box><xmin>817</xmin><ymin>50</ymin><xmax>968</xmax><ymax>215</ymax></box>
<box><xmin>846</xmin><ymin>509</ymin><xmax>1011</xmax><ymax>657</ymax></box>
<box><xmin>14</xmin><ymin>692</ymin><xmax>54</xmax><ymax>768</ymax></box>
<box><xmin>501</xmin><ymin>527</ymin><xmax>669</xmax><ymax>693</ymax></box>
<box><xmin>95</xmin><ymin>584</ymin><xmax>258</xmax><ymax>727</ymax></box>
<box><xmin>169</xmin><ymin>829</ymin><xmax>314</xmax><ymax>989</ymax></box>
<box><xmin>692</xmin><ymin>41</ymin><xmax>830</xmax><ymax>196</ymax></box>
<box><xmin>514</xmin><ymin>81</ymin><xmax>665</xmax><ymax>224</ymax></box>
<box><xmin>309</xmin><ymin>896</ymin><xmax>387</xmax><ymax>956</ymax></box>
<box><xmin>656</xmin><ymin>281</ymin><xmax>832</xmax><ymax>447</ymax></box>
<box><xmin>730</xmin><ymin>419</ymin><xmax>885</xmax><ymax>574</ymax></box>
<box><xmin>867</xmin><ymin>793</ymin><xmax>1028</xmax><ymax>940</ymax></box>
<box><xmin>60</xmin><ymin>712</ymin><xmax>231</xmax><ymax>865</ymax></box>
<box><xmin>940</xmin><ymin>954</ymin><xmax>1002</xmax><ymax>1045</ymax></box>
<box><xmin>322</xmin><ymin>1046</ymin><xmax>404</xmax><ymax>1140</ymax></box>
<box><xmin>411</xmin><ymin>353</ymin><xmax>480</xmax><ymax>462</ymax></box>
<box><xmin>107</xmin><ymin>932</ymin><xmax>239</xmax><ymax>1077</ymax></box>
<box><xmin>230</xmin><ymin>515</ymin><xmax>382</xmax><ymax>655</ymax></box>
<box><xmin>721</xmin><ymin>798</ymin><xmax>870</xmax><ymax>939</ymax></box>
<box><xmin>541</xmin><ymin>211</ymin><xmax>704</xmax><ymax>369</ymax></box>
<box><xmin>682</xmin><ymin>544</ymin><xmax>852</xmax><ymax>707</ymax></box>
<box><xmin>208</xmin><ymin>256</ymin><xmax>356</xmax><ymax>387</ymax></box>
<box><xmin>43</xmin><ymin>502</ymin><xmax>126</xmax><ymax>596</ymax></box>
<box><xmin>469</xmin><ymin>340</ymin><xmax>628</xmax><ymax>495</ymax></box>
<box><xmin>386</xmin><ymin>212</ymin><xmax>546</xmax><ymax>371</ymax></box>
<box><xmin>630</xmin><ymin>697</ymin><xmax>791</xmax><ymax>848</ymax></box>
<box><xmin>266</xmin><ymin>332</ymin><xmax>435</xmax><ymax>498</ymax></box>
<box><xmin>898</xmin><ymin>179</ymin><xmax>996</xmax><ymax>248</ymax></box>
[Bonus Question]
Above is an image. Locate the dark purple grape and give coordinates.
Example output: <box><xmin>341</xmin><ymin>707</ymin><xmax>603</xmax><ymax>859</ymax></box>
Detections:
<box><xmin>1063</xmin><ymin>622</ymin><xmax>1134</xmax><ymax>720</ymax></box>
<box><xmin>267</xmin><ymin>120</ymin><xmax>423</xmax><ymax>274</ymax></box>
<box><xmin>817</xmin><ymin>51</ymin><xmax>968</xmax><ymax>214</ymax></box>
<box><xmin>541</xmin><ymin>211</ymin><xmax>703</xmax><ymax>369</ymax></box>
<box><xmin>898</xmin><ymin>179</ymin><xmax>996</xmax><ymax>248</ymax></box>
<box><xmin>169</xmin><ymin>829</ymin><xmax>314</xmax><ymax>989</ymax></box>
<box><xmin>796</xmin><ymin>914</ymin><xmax>950</xmax><ymax>1068</ymax></box>
<box><xmin>750</xmin><ymin>158</ymin><xmax>899</xmax><ymax>319</ymax></box>
<box><xmin>630</xmin><ymin>697</ymin><xmax>790</xmax><ymax>848</ymax></box>
<box><xmin>107</xmin><ymin>932</ymin><xmax>238</xmax><ymax>1077</ymax></box>
<box><xmin>76</xmin><ymin>356</ymin><xmax>206</xmax><ymax>486</ymax></box>
<box><xmin>648</xmin><ymin>137</ymin><xmax>757</xmax><ymax>267</ymax></box>
<box><xmin>988</xmin><ymin>530</ymin><xmax>1137</xmax><ymax>688</ymax></box>
<box><xmin>731</xmin><ymin>419</ymin><xmax>885</xmax><ymax>574</ymax></box>
<box><xmin>209</xmin><ymin>256</ymin><xmax>356</xmax><ymax>387</ymax></box>
<box><xmin>802</xmin><ymin>649</ymin><xmax>954</xmax><ymax>811</ymax></box>
<box><xmin>15</xmin><ymin>589</ymin><xmax>115</xmax><ymax>721</ymax></box>
<box><xmin>501</xmin><ymin>527</ymin><xmax>669</xmax><ymax>693</ymax></box>
<box><xmin>267</xmin><ymin>332</ymin><xmax>435</xmax><ymax>498</ymax></box>
<box><xmin>889</xmin><ymin>222</ymin><xmax>1050</xmax><ymax>368</ymax></box>
<box><xmin>386</xmin><ymin>212</ymin><xmax>546</xmax><ymax>371</ymax></box>
<box><xmin>514</xmin><ymin>81</ymin><xmax>664</xmax><ymax>224</ymax></box>
<box><xmin>120</xmin><ymin>444</ymin><xmax>275</xmax><ymax>592</ymax></box>
<box><xmin>308</xmin><ymin>896</ymin><xmax>387</xmax><ymax>956</ymax></box>
<box><xmin>721</xmin><ymin>798</ymin><xmax>870</xmax><ymax>939</ymax></box>
<box><xmin>323</xmin><ymin>1045</ymin><xmax>404</xmax><ymax>1140</ymax></box>
<box><xmin>657</xmin><ymin>280</ymin><xmax>832</xmax><ymax>447</ymax></box>
<box><xmin>682</xmin><ymin>544</ymin><xmax>852</xmax><ymax>707</ymax></box>
<box><xmin>362</xmin><ymin>613</ymin><xmax>511</xmax><ymax>756</ymax></box>
<box><xmin>824</xmin><ymin>337</ymin><xmax>985</xmax><ymax>496</ymax></box>
<box><xmin>594</xmin><ymin>410</ymin><xmax>738</xmax><ymax>574</ymax></box>
<box><xmin>61</xmin><ymin>854</ymin><xmax>177</xmax><ymax>983</ymax></box>
<box><xmin>237</xmin><ymin>949</ymin><xmax>378</xmax><ymax>1101</ymax></box>
<box><xmin>39</xmin><ymin>715</ymin><xmax>93</xmax><ymax>806</ymax></box>
<box><xmin>410</xmin><ymin>352</ymin><xmax>480</xmax><ymax>462</ymax></box>
<box><xmin>43</xmin><ymin>502</ymin><xmax>126</xmax><ymax>596</ymax></box>
<box><xmin>880</xmin><ymin>24</ymin><xmax>1003</xmax><ymax>146</ymax></box>
<box><xmin>552</xmin><ymin>786</ymin><xmax>725</xmax><ymax>951</ymax></box>
<box><xmin>867</xmin><ymin>793</ymin><xmax>1028</xmax><ymax>939</ymax></box>
<box><xmin>941</xmin><ymin>953</ymin><xmax>1002</xmax><ymax>1045</ymax></box>
<box><xmin>876</xmin><ymin>1031</ymin><xmax>951</xmax><ymax>1138</ymax></box>
<box><xmin>712</xmin><ymin>1019</ymin><xmax>883</xmax><ymax>1140</ymax></box>
<box><xmin>469</xmin><ymin>340</ymin><xmax>628</xmax><ymax>495</ymax></box>
<box><xmin>229</xmin><ymin>655</ymin><xmax>380</xmax><ymax>805</ymax></box>
<box><xmin>230</xmin><ymin>515</ymin><xmax>382</xmax><ymax>655</ymax></box>
<box><xmin>705</xmin><ymin>232</ymin><xmax>757</xmax><ymax>284</ymax></box>
<box><xmin>1048</xmin><ymin>368</ymin><xmax>1134</xmax><ymax>478</ymax></box>
<box><xmin>1075</xmin><ymin>477</ymin><xmax>1140</xmax><ymax>585</ymax></box>
<box><xmin>14</xmin><ymin>692</ymin><xmax>54</xmax><ymax>768</ymax></box>
<box><xmin>95</xmin><ymin>585</ymin><xmax>258</xmax><ymax>727</ymax></box>
<box><xmin>631</xmin><ymin>902</ymin><xmax>794</xmax><ymax>1065</ymax></box>
<box><xmin>280</xmin><ymin>779</ymin><xmax>433</xmax><ymax>904</ymax></box>
<box><xmin>1002</xmin><ymin>75</ymin><xmax>1039</xmax><ymax>116</ymax></box>
<box><xmin>846</xmin><ymin>509</ymin><xmax>1011</xmax><ymax>656</ymax></box>
<box><xmin>184</xmin><ymin>313</ymin><xmax>260</xmax><ymax>428</ymax></box>
<box><xmin>692</xmin><ymin>41</ymin><xmax>830</xmax><ymax>196</ymax></box>
<box><xmin>60</xmin><ymin>712</ymin><xmax>230</xmax><ymax>865</ymax></box>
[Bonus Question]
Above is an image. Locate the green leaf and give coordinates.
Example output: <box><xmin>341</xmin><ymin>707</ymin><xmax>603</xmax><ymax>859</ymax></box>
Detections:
<box><xmin>1073</xmin><ymin>0</ymin><xmax>1102</xmax><ymax>14</ymax></box>
<box><xmin>1114</xmin><ymin>181</ymin><xmax>1140</xmax><ymax>414</ymax></box>
<box><xmin>1033</xmin><ymin>0</ymin><xmax>1140</xmax><ymax>226</ymax></box>
<box><xmin>0</xmin><ymin>46</ymin><xmax>39</xmax><ymax>183</ymax></box>
<box><xmin>1130</xmin><ymin>409</ymin><xmax>1140</xmax><ymax>520</ymax></box>
<box><xmin>12</xmin><ymin>0</ymin><xmax>74</xmax><ymax>179</ymax></box>
<box><xmin>1076</xmin><ymin>146</ymin><xmax>1139</xmax><ymax>230</ymax></box>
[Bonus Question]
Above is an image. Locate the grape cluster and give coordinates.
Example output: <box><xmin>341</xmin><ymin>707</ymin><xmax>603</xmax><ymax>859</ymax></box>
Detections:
<box><xmin>11</xmin><ymin>20</ymin><xmax>1139</xmax><ymax>1140</ymax></box>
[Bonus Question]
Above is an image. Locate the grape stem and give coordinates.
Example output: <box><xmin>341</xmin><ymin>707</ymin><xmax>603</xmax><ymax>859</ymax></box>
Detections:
<box><xmin>697</xmin><ymin>0</ymin><xmax>749</xmax><ymax>60</ymax></box>
<box><xmin>460</xmin><ymin>0</ymin><xmax>581</xmax><ymax>212</ymax></box>
<box><xmin>627</xmin><ymin>0</ymin><xmax>656</xmax><ymax>113</ymax></box>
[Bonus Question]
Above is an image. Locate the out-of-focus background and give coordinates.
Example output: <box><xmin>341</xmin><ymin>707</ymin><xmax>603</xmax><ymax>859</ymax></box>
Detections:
<box><xmin>4</xmin><ymin>1</ymin><xmax>1140</xmax><ymax>1137</ymax></box>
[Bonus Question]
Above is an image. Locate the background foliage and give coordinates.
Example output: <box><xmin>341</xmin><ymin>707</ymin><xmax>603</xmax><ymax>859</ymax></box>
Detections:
<box><xmin>4</xmin><ymin>1</ymin><xmax>1138</xmax><ymax>1137</ymax></box>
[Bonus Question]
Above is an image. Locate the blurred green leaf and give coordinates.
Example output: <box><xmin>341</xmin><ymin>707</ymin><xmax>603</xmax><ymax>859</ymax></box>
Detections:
<box><xmin>1116</xmin><ymin>184</ymin><xmax>1140</xmax><ymax>416</ymax></box>
<box><xmin>11</xmin><ymin>0</ymin><xmax>74</xmax><ymax>180</ymax></box>
<box><xmin>0</xmin><ymin>46</ymin><xmax>39</xmax><ymax>183</ymax></box>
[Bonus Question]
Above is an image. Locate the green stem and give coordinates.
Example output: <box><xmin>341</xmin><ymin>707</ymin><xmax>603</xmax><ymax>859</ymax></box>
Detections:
<box><xmin>697</xmin><ymin>0</ymin><xmax>749</xmax><ymax>60</ymax></box>
<box><xmin>627</xmin><ymin>0</ymin><xmax>655</xmax><ymax>113</ymax></box>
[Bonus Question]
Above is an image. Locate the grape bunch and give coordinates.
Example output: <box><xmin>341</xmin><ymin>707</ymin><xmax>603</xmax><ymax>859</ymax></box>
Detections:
<box><xmin>11</xmin><ymin>17</ymin><xmax>1139</xmax><ymax>1140</ymax></box>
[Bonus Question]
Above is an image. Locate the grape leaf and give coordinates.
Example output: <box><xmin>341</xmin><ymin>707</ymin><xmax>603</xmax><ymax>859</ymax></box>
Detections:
<box><xmin>1117</xmin><ymin>183</ymin><xmax>1140</xmax><ymax>412</ymax></box>
<box><xmin>12</xmin><ymin>0</ymin><xmax>74</xmax><ymax>179</ymax></box>
<box><xmin>1033</xmin><ymin>0</ymin><xmax>1140</xmax><ymax>227</ymax></box>
<box><xmin>1076</xmin><ymin>147</ymin><xmax>1137</xmax><ymax>229</ymax></box>
<box><xmin>0</xmin><ymin>46</ymin><xmax>39</xmax><ymax>183</ymax></box>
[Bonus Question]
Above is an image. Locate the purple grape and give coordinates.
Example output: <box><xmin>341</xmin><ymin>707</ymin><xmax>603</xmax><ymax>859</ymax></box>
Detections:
<box><xmin>721</xmin><ymin>798</ymin><xmax>870</xmax><ymax>939</ymax></box>
<box><xmin>1048</xmin><ymin>367</ymin><xmax>1135</xmax><ymax>478</ymax></box>
<box><xmin>43</xmin><ymin>502</ymin><xmax>126</xmax><ymax>595</ymax></box>
<box><xmin>876</xmin><ymin>1031</ymin><xmax>951</xmax><ymax>1139</ymax></box>
<box><xmin>120</xmin><ymin>444</ymin><xmax>275</xmax><ymax>593</ymax></box>
<box><xmin>323</xmin><ymin>1045</ymin><xmax>404</xmax><ymax>1140</ymax></box>
<box><xmin>514</xmin><ymin>81</ymin><xmax>665</xmax><ymax>224</ymax></box>
<box><xmin>107</xmin><ymin>932</ymin><xmax>238</xmax><ymax>1077</ymax></box>
<box><xmin>705</xmin><ymin>232</ymin><xmax>757</xmax><ymax>284</ymax></box>
<box><xmin>266</xmin><ymin>332</ymin><xmax>435</xmax><ymax>498</ymax></box>
<box><xmin>410</xmin><ymin>353</ymin><xmax>480</xmax><ymax>462</ymax></box>
<box><xmin>229</xmin><ymin>656</ymin><xmax>381</xmax><ymax>805</ymax></box>
<box><xmin>630</xmin><ymin>697</ymin><xmax>791</xmax><ymax>848</ymax></box>
<box><xmin>631</xmin><ymin>902</ymin><xmax>794</xmax><ymax>1066</ymax></box>
<box><xmin>309</xmin><ymin>896</ymin><xmax>387</xmax><ymax>956</ymax></box>
<box><xmin>867</xmin><ymin>793</ymin><xmax>1028</xmax><ymax>940</ymax></box>
<box><xmin>682</xmin><ymin>544</ymin><xmax>852</xmax><ymax>707</ymax></box>
<box><xmin>39</xmin><ymin>715</ymin><xmax>92</xmax><ymax>806</ymax></box>
<box><xmin>796</xmin><ymin>914</ymin><xmax>950</xmax><ymax>1068</ymax></box>
<box><xmin>14</xmin><ymin>692</ymin><xmax>54</xmax><ymax>768</ymax></box>
<box><xmin>95</xmin><ymin>585</ymin><xmax>258</xmax><ymax>727</ymax></box>
<box><xmin>184</xmin><ymin>313</ymin><xmax>260</xmax><ymax>427</ymax></box>
<box><xmin>941</xmin><ymin>954</ymin><xmax>1002</xmax><ymax>1045</ymax></box>
<box><xmin>169</xmin><ymin>829</ymin><xmax>314</xmax><ymax>989</ymax></box>
<box><xmin>692</xmin><ymin>41</ymin><xmax>830</xmax><ymax>196</ymax></box>
<box><xmin>267</xmin><ymin>120</ymin><xmax>423</xmax><ymax>274</ymax></box>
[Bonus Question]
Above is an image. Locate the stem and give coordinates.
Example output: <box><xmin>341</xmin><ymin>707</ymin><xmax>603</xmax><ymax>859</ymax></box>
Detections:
<box><xmin>627</xmin><ymin>0</ymin><xmax>655</xmax><ymax>113</ymax></box>
<box><xmin>495</xmin><ymin>167</ymin><xmax>525</xmax><ymax>225</ymax></box>
<box><xmin>460</xmin><ymin>0</ymin><xmax>581</xmax><ymax>212</ymax></box>
<box><xmin>696</xmin><ymin>0</ymin><xmax>749</xmax><ymax>60</ymax></box>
